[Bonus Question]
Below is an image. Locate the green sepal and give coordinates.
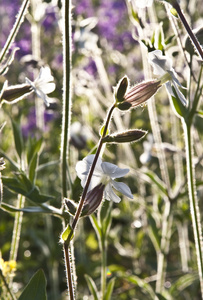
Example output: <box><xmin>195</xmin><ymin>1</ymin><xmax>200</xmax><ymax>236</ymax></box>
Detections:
<box><xmin>115</xmin><ymin>76</ymin><xmax>129</xmax><ymax>103</ymax></box>
<box><xmin>102</xmin><ymin>129</ymin><xmax>147</xmax><ymax>144</ymax></box>
<box><xmin>117</xmin><ymin>102</ymin><xmax>132</xmax><ymax>111</ymax></box>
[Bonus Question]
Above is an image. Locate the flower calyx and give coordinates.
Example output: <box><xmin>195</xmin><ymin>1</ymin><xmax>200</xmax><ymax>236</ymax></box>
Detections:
<box><xmin>115</xmin><ymin>78</ymin><xmax>161</xmax><ymax>111</ymax></box>
<box><xmin>102</xmin><ymin>129</ymin><xmax>147</xmax><ymax>144</ymax></box>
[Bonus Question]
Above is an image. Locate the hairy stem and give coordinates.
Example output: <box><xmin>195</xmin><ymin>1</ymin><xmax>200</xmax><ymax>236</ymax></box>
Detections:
<box><xmin>183</xmin><ymin>122</ymin><xmax>203</xmax><ymax>298</ymax></box>
<box><xmin>61</xmin><ymin>0</ymin><xmax>74</xmax><ymax>299</ymax></box>
<box><xmin>0</xmin><ymin>0</ymin><xmax>30</xmax><ymax>64</ymax></box>
<box><xmin>71</xmin><ymin>104</ymin><xmax>115</xmax><ymax>233</ymax></box>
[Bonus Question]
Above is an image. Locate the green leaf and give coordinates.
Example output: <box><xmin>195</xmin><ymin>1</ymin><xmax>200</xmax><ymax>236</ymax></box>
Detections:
<box><xmin>171</xmin><ymin>86</ymin><xmax>187</xmax><ymax>118</ymax></box>
<box><xmin>2</xmin><ymin>173</ymin><xmax>55</xmax><ymax>203</ymax></box>
<box><xmin>11</xmin><ymin>119</ymin><xmax>24</xmax><ymax>159</ymax></box>
<box><xmin>61</xmin><ymin>225</ymin><xmax>74</xmax><ymax>242</ymax></box>
<box><xmin>102</xmin><ymin>202</ymin><xmax>113</xmax><ymax>239</ymax></box>
<box><xmin>27</xmin><ymin>137</ymin><xmax>43</xmax><ymax>165</ymax></box>
<box><xmin>169</xmin><ymin>273</ymin><xmax>198</xmax><ymax>296</ymax></box>
<box><xmin>100</xmin><ymin>125</ymin><xmax>109</xmax><ymax>137</ymax></box>
<box><xmin>126</xmin><ymin>275</ymin><xmax>156</xmax><ymax>299</ymax></box>
<box><xmin>89</xmin><ymin>214</ymin><xmax>102</xmax><ymax>240</ymax></box>
<box><xmin>84</xmin><ymin>274</ymin><xmax>99</xmax><ymax>300</ymax></box>
<box><xmin>18</xmin><ymin>269</ymin><xmax>47</xmax><ymax>300</ymax></box>
<box><xmin>29</xmin><ymin>152</ymin><xmax>38</xmax><ymax>183</ymax></box>
<box><xmin>147</xmin><ymin>212</ymin><xmax>161</xmax><ymax>252</ymax></box>
<box><xmin>1</xmin><ymin>202</ymin><xmax>62</xmax><ymax>217</ymax></box>
<box><xmin>143</xmin><ymin>171</ymin><xmax>168</xmax><ymax>196</ymax></box>
<box><xmin>104</xmin><ymin>277</ymin><xmax>116</xmax><ymax>300</ymax></box>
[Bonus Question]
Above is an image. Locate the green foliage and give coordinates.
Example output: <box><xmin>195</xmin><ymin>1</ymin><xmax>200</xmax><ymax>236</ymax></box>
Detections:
<box><xmin>18</xmin><ymin>269</ymin><xmax>47</xmax><ymax>300</ymax></box>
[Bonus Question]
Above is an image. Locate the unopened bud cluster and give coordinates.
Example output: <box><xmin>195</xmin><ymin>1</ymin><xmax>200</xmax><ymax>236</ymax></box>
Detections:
<box><xmin>114</xmin><ymin>76</ymin><xmax>161</xmax><ymax>111</ymax></box>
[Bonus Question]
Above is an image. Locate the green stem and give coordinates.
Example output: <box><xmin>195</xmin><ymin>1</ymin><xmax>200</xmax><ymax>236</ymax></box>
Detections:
<box><xmin>8</xmin><ymin>195</ymin><xmax>25</xmax><ymax>289</ymax></box>
<box><xmin>101</xmin><ymin>240</ymin><xmax>107</xmax><ymax>299</ymax></box>
<box><xmin>61</xmin><ymin>0</ymin><xmax>72</xmax><ymax>200</ymax></box>
<box><xmin>184</xmin><ymin>121</ymin><xmax>203</xmax><ymax>298</ymax></box>
<box><xmin>173</xmin><ymin>2</ymin><xmax>203</xmax><ymax>60</ymax></box>
<box><xmin>60</xmin><ymin>0</ymin><xmax>74</xmax><ymax>299</ymax></box>
<box><xmin>0</xmin><ymin>0</ymin><xmax>30</xmax><ymax>64</ymax></box>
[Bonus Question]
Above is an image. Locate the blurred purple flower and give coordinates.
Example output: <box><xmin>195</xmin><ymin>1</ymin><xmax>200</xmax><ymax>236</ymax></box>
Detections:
<box><xmin>42</xmin><ymin>6</ymin><xmax>58</xmax><ymax>31</ymax></box>
<box><xmin>73</xmin><ymin>0</ymin><xmax>134</xmax><ymax>52</ymax></box>
<box><xmin>22</xmin><ymin>108</ymin><xmax>56</xmax><ymax>138</ymax></box>
<box><xmin>84</xmin><ymin>58</ymin><xmax>97</xmax><ymax>75</ymax></box>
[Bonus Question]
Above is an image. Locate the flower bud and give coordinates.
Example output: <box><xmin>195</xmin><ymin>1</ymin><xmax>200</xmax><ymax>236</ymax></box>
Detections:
<box><xmin>81</xmin><ymin>183</ymin><xmax>105</xmax><ymax>216</ymax></box>
<box><xmin>64</xmin><ymin>183</ymin><xmax>105</xmax><ymax>217</ymax></box>
<box><xmin>115</xmin><ymin>76</ymin><xmax>129</xmax><ymax>103</ymax></box>
<box><xmin>102</xmin><ymin>129</ymin><xmax>147</xmax><ymax>144</ymax></box>
<box><xmin>0</xmin><ymin>82</ymin><xmax>33</xmax><ymax>104</ymax></box>
<box><xmin>121</xmin><ymin>80</ymin><xmax>161</xmax><ymax>110</ymax></box>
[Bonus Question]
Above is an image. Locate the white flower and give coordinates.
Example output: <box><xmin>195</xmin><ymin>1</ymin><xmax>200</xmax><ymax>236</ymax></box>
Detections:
<box><xmin>133</xmin><ymin>0</ymin><xmax>153</xmax><ymax>8</ymax></box>
<box><xmin>148</xmin><ymin>50</ymin><xmax>187</xmax><ymax>105</ymax></box>
<box><xmin>26</xmin><ymin>66</ymin><xmax>56</xmax><ymax>106</ymax></box>
<box><xmin>76</xmin><ymin>155</ymin><xmax>133</xmax><ymax>203</ymax></box>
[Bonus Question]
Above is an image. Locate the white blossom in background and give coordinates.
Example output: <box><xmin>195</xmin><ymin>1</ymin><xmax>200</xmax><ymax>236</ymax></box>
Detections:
<box><xmin>26</xmin><ymin>66</ymin><xmax>56</xmax><ymax>106</ymax></box>
<box><xmin>136</xmin><ymin>0</ymin><xmax>153</xmax><ymax>8</ymax></box>
<box><xmin>132</xmin><ymin>0</ymin><xmax>153</xmax><ymax>8</ymax></box>
<box><xmin>76</xmin><ymin>155</ymin><xmax>133</xmax><ymax>203</ymax></box>
<box><xmin>148</xmin><ymin>50</ymin><xmax>187</xmax><ymax>105</ymax></box>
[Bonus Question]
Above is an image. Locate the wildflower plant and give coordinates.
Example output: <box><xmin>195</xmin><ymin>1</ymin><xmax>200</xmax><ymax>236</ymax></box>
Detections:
<box><xmin>0</xmin><ymin>0</ymin><xmax>203</xmax><ymax>300</ymax></box>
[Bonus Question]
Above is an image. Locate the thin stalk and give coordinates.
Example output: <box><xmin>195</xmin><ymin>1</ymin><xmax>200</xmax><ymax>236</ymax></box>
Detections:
<box><xmin>0</xmin><ymin>269</ymin><xmax>17</xmax><ymax>300</ymax></box>
<box><xmin>0</xmin><ymin>0</ymin><xmax>30</xmax><ymax>64</ymax></box>
<box><xmin>60</xmin><ymin>0</ymin><xmax>74</xmax><ymax>299</ymax></box>
<box><xmin>8</xmin><ymin>195</ymin><xmax>25</xmax><ymax>289</ymax></box>
<box><xmin>173</xmin><ymin>2</ymin><xmax>203</xmax><ymax>60</ymax></box>
<box><xmin>101</xmin><ymin>240</ymin><xmax>107</xmax><ymax>299</ymax></box>
<box><xmin>61</xmin><ymin>0</ymin><xmax>72</xmax><ymax>200</ymax></box>
<box><xmin>70</xmin><ymin>104</ymin><xmax>115</xmax><ymax>233</ymax></box>
<box><xmin>183</xmin><ymin>122</ymin><xmax>203</xmax><ymax>298</ymax></box>
<box><xmin>63</xmin><ymin>104</ymin><xmax>115</xmax><ymax>298</ymax></box>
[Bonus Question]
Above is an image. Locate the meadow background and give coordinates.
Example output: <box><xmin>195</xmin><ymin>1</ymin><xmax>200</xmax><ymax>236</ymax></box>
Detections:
<box><xmin>0</xmin><ymin>0</ymin><xmax>203</xmax><ymax>299</ymax></box>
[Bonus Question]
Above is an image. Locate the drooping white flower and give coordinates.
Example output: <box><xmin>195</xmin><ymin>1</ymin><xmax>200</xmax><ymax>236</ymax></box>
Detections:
<box><xmin>76</xmin><ymin>155</ymin><xmax>133</xmax><ymax>203</ymax></box>
<box><xmin>148</xmin><ymin>50</ymin><xmax>187</xmax><ymax>105</ymax></box>
<box><xmin>26</xmin><ymin>66</ymin><xmax>56</xmax><ymax>106</ymax></box>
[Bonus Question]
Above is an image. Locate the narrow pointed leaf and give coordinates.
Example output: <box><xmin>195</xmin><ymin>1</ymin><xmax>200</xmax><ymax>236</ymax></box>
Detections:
<box><xmin>104</xmin><ymin>277</ymin><xmax>116</xmax><ymax>300</ymax></box>
<box><xmin>84</xmin><ymin>274</ymin><xmax>99</xmax><ymax>300</ymax></box>
<box><xmin>11</xmin><ymin>119</ymin><xmax>24</xmax><ymax>159</ymax></box>
<box><xmin>18</xmin><ymin>269</ymin><xmax>47</xmax><ymax>300</ymax></box>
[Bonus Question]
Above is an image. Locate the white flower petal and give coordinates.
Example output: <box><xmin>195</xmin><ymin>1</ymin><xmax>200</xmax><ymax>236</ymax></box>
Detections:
<box><xmin>39</xmin><ymin>82</ymin><xmax>56</xmax><ymax>94</ymax></box>
<box><xmin>111</xmin><ymin>180</ymin><xmax>133</xmax><ymax>199</ymax></box>
<box><xmin>104</xmin><ymin>184</ymin><xmax>121</xmax><ymax>203</ymax></box>
<box><xmin>135</xmin><ymin>0</ymin><xmax>153</xmax><ymax>8</ymax></box>
<box><xmin>101</xmin><ymin>162</ymin><xmax>129</xmax><ymax>178</ymax></box>
<box><xmin>148</xmin><ymin>50</ymin><xmax>172</xmax><ymax>75</ymax></box>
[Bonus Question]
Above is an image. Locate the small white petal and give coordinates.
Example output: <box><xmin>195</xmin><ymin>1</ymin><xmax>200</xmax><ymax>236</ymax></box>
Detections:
<box><xmin>148</xmin><ymin>50</ymin><xmax>172</xmax><ymax>75</ymax></box>
<box><xmin>104</xmin><ymin>184</ymin><xmax>121</xmax><ymax>203</ymax></box>
<box><xmin>135</xmin><ymin>0</ymin><xmax>153</xmax><ymax>8</ymax></box>
<box><xmin>111</xmin><ymin>180</ymin><xmax>133</xmax><ymax>199</ymax></box>
<box><xmin>101</xmin><ymin>162</ymin><xmax>129</xmax><ymax>178</ymax></box>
